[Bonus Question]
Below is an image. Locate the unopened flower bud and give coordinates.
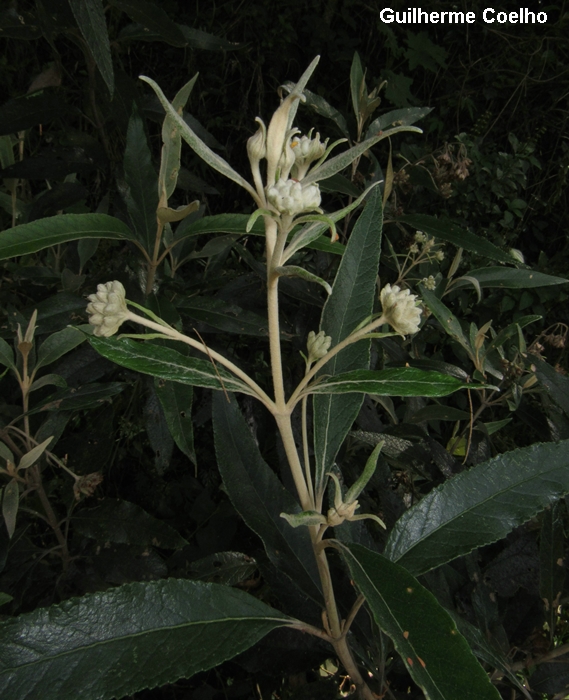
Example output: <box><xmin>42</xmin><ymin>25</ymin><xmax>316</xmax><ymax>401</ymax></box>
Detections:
<box><xmin>307</xmin><ymin>330</ymin><xmax>332</xmax><ymax>363</ymax></box>
<box><xmin>86</xmin><ymin>281</ymin><xmax>129</xmax><ymax>337</ymax></box>
<box><xmin>266</xmin><ymin>178</ymin><xmax>322</xmax><ymax>217</ymax></box>
<box><xmin>380</xmin><ymin>283</ymin><xmax>422</xmax><ymax>336</ymax></box>
<box><xmin>247</xmin><ymin>118</ymin><xmax>267</xmax><ymax>165</ymax></box>
<box><xmin>414</xmin><ymin>231</ymin><xmax>428</xmax><ymax>244</ymax></box>
<box><xmin>509</xmin><ymin>248</ymin><xmax>525</xmax><ymax>264</ymax></box>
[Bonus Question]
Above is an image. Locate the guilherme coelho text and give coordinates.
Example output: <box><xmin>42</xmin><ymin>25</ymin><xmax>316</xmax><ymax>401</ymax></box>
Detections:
<box><xmin>379</xmin><ymin>8</ymin><xmax>547</xmax><ymax>23</ymax></box>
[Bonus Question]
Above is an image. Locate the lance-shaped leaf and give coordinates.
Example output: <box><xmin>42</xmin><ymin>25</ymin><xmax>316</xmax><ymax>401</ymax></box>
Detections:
<box><xmin>110</xmin><ymin>0</ymin><xmax>186</xmax><ymax>46</ymax></box>
<box><xmin>154</xmin><ymin>378</ymin><xmax>196</xmax><ymax>467</ymax></box>
<box><xmin>275</xmin><ymin>266</ymin><xmax>331</xmax><ymax>295</ymax></box>
<box><xmin>2</xmin><ymin>479</ymin><xmax>19</xmax><ymax>538</ymax></box>
<box><xmin>421</xmin><ymin>286</ymin><xmax>471</xmax><ymax>353</ymax></box>
<box><xmin>341</xmin><ymin>543</ymin><xmax>501</xmax><ymax>700</ymax></box>
<box><xmin>0</xmin><ymin>579</ymin><xmax>290</xmax><ymax>700</ymax></box>
<box><xmin>213</xmin><ymin>392</ymin><xmax>322</xmax><ymax>603</ymax></box>
<box><xmin>158</xmin><ymin>74</ymin><xmax>198</xmax><ymax>202</ymax></box>
<box><xmin>283</xmin><ymin>183</ymin><xmax>378</xmax><ymax>261</ymax></box>
<box><xmin>0</xmin><ymin>213</ymin><xmax>135</xmax><ymax>260</ymax></box>
<box><xmin>18</xmin><ymin>436</ymin><xmax>53</xmax><ymax>471</ymax></box>
<box><xmin>384</xmin><ymin>439</ymin><xmax>569</xmax><ymax>576</ymax></box>
<box><xmin>307</xmin><ymin>367</ymin><xmax>474</xmax><ymax>398</ymax></box>
<box><xmin>140</xmin><ymin>76</ymin><xmax>258</xmax><ymax>201</ymax></box>
<box><xmin>0</xmin><ymin>337</ymin><xmax>15</xmax><ymax>370</ymax></box>
<box><xmin>69</xmin><ymin>0</ymin><xmax>114</xmax><ymax>96</ymax></box>
<box><xmin>35</xmin><ymin>326</ymin><xmax>88</xmax><ymax>371</ymax></box>
<box><xmin>451</xmin><ymin>267</ymin><xmax>568</xmax><ymax>290</ymax></box>
<box><xmin>302</xmin><ymin>126</ymin><xmax>422</xmax><ymax>185</ymax></box>
<box><xmin>540</xmin><ymin>501</ymin><xmax>565</xmax><ymax>636</ymax></box>
<box><xmin>313</xmin><ymin>188</ymin><xmax>382</xmax><ymax>498</ymax></box>
<box><xmin>398</xmin><ymin>214</ymin><xmax>513</xmax><ymax>265</ymax></box>
<box><xmin>123</xmin><ymin>105</ymin><xmax>159</xmax><ymax>253</ymax></box>
<box><xmin>89</xmin><ymin>336</ymin><xmax>252</xmax><ymax>395</ymax></box>
<box><xmin>365</xmin><ymin>107</ymin><xmax>434</xmax><ymax>139</ymax></box>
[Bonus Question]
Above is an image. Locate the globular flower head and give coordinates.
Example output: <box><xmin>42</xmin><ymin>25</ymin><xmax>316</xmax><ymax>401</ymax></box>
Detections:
<box><xmin>290</xmin><ymin>131</ymin><xmax>328</xmax><ymax>180</ymax></box>
<box><xmin>380</xmin><ymin>283</ymin><xmax>422</xmax><ymax>336</ymax></box>
<box><xmin>414</xmin><ymin>231</ymin><xmax>428</xmax><ymax>244</ymax></box>
<box><xmin>86</xmin><ymin>281</ymin><xmax>129</xmax><ymax>337</ymax></box>
<box><xmin>422</xmin><ymin>275</ymin><xmax>437</xmax><ymax>291</ymax></box>
<box><xmin>266</xmin><ymin>178</ymin><xmax>322</xmax><ymax>217</ymax></box>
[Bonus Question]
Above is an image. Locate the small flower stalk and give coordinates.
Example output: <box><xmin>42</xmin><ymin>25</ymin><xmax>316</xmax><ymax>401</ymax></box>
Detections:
<box><xmin>380</xmin><ymin>283</ymin><xmax>422</xmax><ymax>336</ymax></box>
<box><xmin>86</xmin><ymin>281</ymin><xmax>130</xmax><ymax>337</ymax></box>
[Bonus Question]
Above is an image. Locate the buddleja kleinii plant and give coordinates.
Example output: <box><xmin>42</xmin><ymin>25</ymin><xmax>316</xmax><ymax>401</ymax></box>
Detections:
<box><xmin>2</xmin><ymin>57</ymin><xmax>569</xmax><ymax>700</ymax></box>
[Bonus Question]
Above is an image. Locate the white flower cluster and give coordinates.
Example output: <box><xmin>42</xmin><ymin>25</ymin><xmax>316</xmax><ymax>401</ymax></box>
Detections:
<box><xmin>266</xmin><ymin>178</ymin><xmax>321</xmax><ymax>217</ymax></box>
<box><xmin>380</xmin><ymin>283</ymin><xmax>422</xmax><ymax>336</ymax></box>
<box><xmin>86</xmin><ymin>281</ymin><xmax>129</xmax><ymax>337</ymax></box>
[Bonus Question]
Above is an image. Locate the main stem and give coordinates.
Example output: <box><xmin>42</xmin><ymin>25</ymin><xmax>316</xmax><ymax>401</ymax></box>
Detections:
<box><xmin>265</xmin><ymin>220</ymin><xmax>374</xmax><ymax>699</ymax></box>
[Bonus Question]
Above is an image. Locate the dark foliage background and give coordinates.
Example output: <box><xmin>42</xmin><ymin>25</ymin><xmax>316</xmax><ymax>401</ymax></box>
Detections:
<box><xmin>0</xmin><ymin>1</ymin><xmax>568</xmax><ymax>698</ymax></box>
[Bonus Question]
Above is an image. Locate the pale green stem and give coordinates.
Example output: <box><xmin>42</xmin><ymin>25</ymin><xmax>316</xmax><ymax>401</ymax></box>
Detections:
<box><xmin>287</xmin><ymin>314</ymin><xmax>388</xmax><ymax>409</ymax></box>
<box><xmin>123</xmin><ymin>311</ymin><xmax>275</xmax><ymax>412</ymax></box>
<box><xmin>301</xmin><ymin>394</ymin><xmax>315</xmax><ymax>505</ymax></box>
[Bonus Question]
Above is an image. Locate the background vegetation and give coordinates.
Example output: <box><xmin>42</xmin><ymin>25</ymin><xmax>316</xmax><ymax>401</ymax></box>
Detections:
<box><xmin>0</xmin><ymin>0</ymin><xmax>568</xmax><ymax>698</ymax></box>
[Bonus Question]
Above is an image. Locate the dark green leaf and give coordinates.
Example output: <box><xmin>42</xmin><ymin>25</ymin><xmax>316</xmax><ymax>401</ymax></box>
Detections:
<box><xmin>342</xmin><ymin>543</ymin><xmax>500</xmax><ymax>700</ymax></box>
<box><xmin>123</xmin><ymin>106</ymin><xmax>159</xmax><ymax>252</ymax></box>
<box><xmin>0</xmin><ymin>338</ymin><xmax>15</xmax><ymax>370</ymax></box>
<box><xmin>144</xmin><ymin>386</ymin><xmax>174</xmax><ymax>474</ymax></box>
<box><xmin>314</xmin><ymin>187</ymin><xmax>383</xmax><ymax>496</ymax></box>
<box><xmin>448</xmin><ymin>611</ymin><xmax>529</xmax><ymax>697</ymax></box>
<box><xmin>421</xmin><ymin>286</ymin><xmax>471</xmax><ymax>352</ymax></box>
<box><xmin>154</xmin><ymin>378</ymin><xmax>196</xmax><ymax>467</ymax></box>
<box><xmin>350</xmin><ymin>52</ymin><xmax>365</xmax><ymax>124</ymax></box>
<box><xmin>0</xmin><ymin>89</ymin><xmax>66</xmax><ymax>136</ymax></box>
<box><xmin>187</xmin><ymin>552</ymin><xmax>257</xmax><ymax>585</ymax></box>
<box><xmin>2</xmin><ymin>479</ymin><xmax>19</xmax><ymax>538</ymax></box>
<box><xmin>0</xmin><ymin>214</ymin><xmax>135</xmax><ymax>260</ymax></box>
<box><xmin>452</xmin><ymin>267</ymin><xmax>568</xmax><ymax>290</ymax></box>
<box><xmin>365</xmin><ymin>107</ymin><xmax>434</xmax><ymax>139</ymax></box>
<box><xmin>213</xmin><ymin>392</ymin><xmax>322</xmax><ymax>603</ymax></box>
<box><xmin>179</xmin><ymin>26</ymin><xmax>240</xmax><ymax>51</ymax></box>
<box><xmin>282</xmin><ymin>85</ymin><xmax>349</xmax><ymax>137</ymax></box>
<box><xmin>36</xmin><ymin>326</ymin><xmax>88</xmax><ymax>370</ymax></box>
<box><xmin>68</xmin><ymin>0</ymin><xmax>114</xmax><ymax>96</ymax></box>
<box><xmin>109</xmin><ymin>0</ymin><xmax>186</xmax><ymax>46</ymax></box>
<box><xmin>178</xmin><ymin>297</ymin><xmax>269</xmax><ymax>337</ymax></box>
<box><xmin>398</xmin><ymin>214</ymin><xmax>513</xmax><ymax>264</ymax></box>
<box><xmin>0</xmin><ymin>579</ymin><xmax>289</xmax><ymax>700</ymax></box>
<box><xmin>540</xmin><ymin>501</ymin><xmax>565</xmax><ymax>634</ymax></box>
<box><xmin>532</xmin><ymin>356</ymin><xmax>569</xmax><ymax>418</ymax></box>
<box><xmin>88</xmin><ymin>336</ymin><xmax>251</xmax><ymax>394</ymax></box>
<box><xmin>409</xmin><ymin>405</ymin><xmax>471</xmax><ymax>423</ymax></box>
<box><xmin>73</xmin><ymin>498</ymin><xmax>187</xmax><ymax>548</ymax></box>
<box><xmin>35</xmin><ymin>382</ymin><xmax>125</xmax><ymax>412</ymax></box>
<box><xmin>384</xmin><ymin>439</ymin><xmax>569</xmax><ymax>575</ymax></box>
<box><xmin>309</xmin><ymin>368</ymin><xmax>472</xmax><ymax>398</ymax></box>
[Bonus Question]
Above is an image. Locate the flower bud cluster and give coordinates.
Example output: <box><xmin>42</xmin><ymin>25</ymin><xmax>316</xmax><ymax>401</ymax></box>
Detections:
<box><xmin>380</xmin><ymin>283</ymin><xmax>422</xmax><ymax>336</ymax></box>
<box><xmin>306</xmin><ymin>330</ymin><xmax>331</xmax><ymax>364</ymax></box>
<box><xmin>266</xmin><ymin>178</ymin><xmax>322</xmax><ymax>217</ymax></box>
<box><xmin>422</xmin><ymin>275</ymin><xmax>437</xmax><ymax>290</ymax></box>
<box><xmin>86</xmin><ymin>281</ymin><xmax>129</xmax><ymax>337</ymax></box>
<box><xmin>290</xmin><ymin>131</ymin><xmax>328</xmax><ymax>180</ymax></box>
